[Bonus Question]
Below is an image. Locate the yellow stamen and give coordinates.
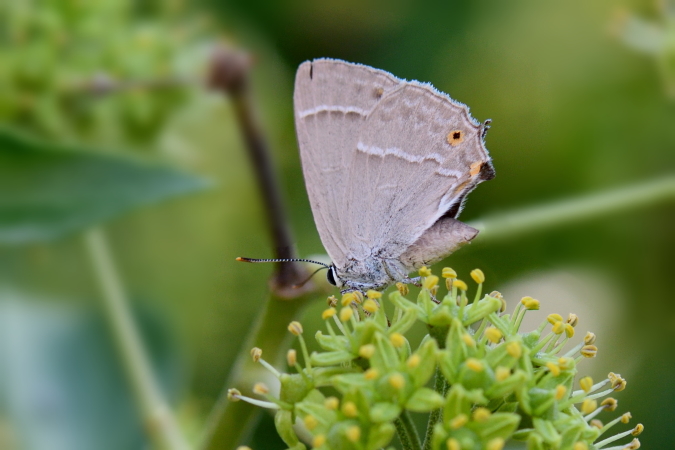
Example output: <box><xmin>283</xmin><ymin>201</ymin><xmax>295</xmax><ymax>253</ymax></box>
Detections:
<box><xmin>287</xmin><ymin>321</ymin><xmax>303</xmax><ymax>336</ymax></box>
<box><xmin>485</xmin><ymin>327</ymin><xmax>502</xmax><ymax>344</ymax></box>
<box><xmin>558</xmin><ymin>357</ymin><xmax>573</xmax><ymax>370</ymax></box>
<box><xmin>466</xmin><ymin>358</ymin><xmax>484</xmax><ymax>372</ymax></box>
<box><xmin>590</xmin><ymin>419</ymin><xmax>603</xmax><ymax>429</ymax></box>
<box><xmin>389</xmin><ymin>373</ymin><xmax>405</xmax><ymax>389</ymax></box>
<box><xmin>339</xmin><ymin>307</ymin><xmax>353</xmax><ymax>322</ymax></box>
<box><xmin>362</xmin><ymin>299</ymin><xmax>379</xmax><ymax>313</ymax></box>
<box><xmin>312</xmin><ymin>435</ymin><xmax>326</xmax><ymax>447</ymax></box>
<box><xmin>446</xmin><ymin>438</ymin><xmax>461</xmax><ymax>450</ymax></box>
<box><xmin>555</xmin><ymin>385</ymin><xmax>567</xmax><ymax>400</ymax></box>
<box><xmin>250</xmin><ymin>347</ymin><xmax>262</xmax><ymax>362</ymax></box>
<box><xmin>359</xmin><ymin>344</ymin><xmax>376</xmax><ymax>359</ymax></box>
<box><xmin>227</xmin><ymin>388</ymin><xmax>241</xmax><ymax>401</ymax></box>
<box><xmin>423</xmin><ymin>275</ymin><xmax>439</xmax><ymax>290</ymax></box>
<box><xmin>632</xmin><ymin>424</ymin><xmax>644</xmax><ymax>436</ymax></box>
<box><xmin>496</xmin><ymin>367</ymin><xmax>511</xmax><ymax>381</ymax></box>
<box><xmin>303</xmin><ymin>415</ymin><xmax>318</xmax><ymax>430</ymax></box>
<box><xmin>564</xmin><ymin>323</ymin><xmax>575</xmax><ymax>338</ymax></box>
<box><xmin>625</xmin><ymin>438</ymin><xmax>640</xmax><ymax>449</ymax></box>
<box><xmin>487</xmin><ymin>437</ymin><xmax>505</xmax><ymax>450</ymax></box>
<box><xmin>552</xmin><ymin>321</ymin><xmax>565</xmax><ymax>335</ymax></box>
<box><xmin>580</xmin><ymin>376</ymin><xmax>593</xmax><ymax>393</ymax></box>
<box><xmin>322</xmin><ymin>308</ymin><xmax>337</xmax><ymax>320</ymax></box>
<box><xmin>520</xmin><ymin>296</ymin><xmax>540</xmax><ymax>310</ymax></box>
<box><xmin>506</xmin><ymin>341</ymin><xmax>522</xmax><ymax>358</ymax></box>
<box><xmin>442</xmin><ymin>267</ymin><xmax>457</xmax><ymax>278</ymax></box>
<box><xmin>462</xmin><ymin>333</ymin><xmax>476</xmax><ymax>348</ymax></box>
<box><xmin>547</xmin><ymin>313</ymin><xmax>563</xmax><ymax>324</ymax></box>
<box><xmin>581</xmin><ymin>399</ymin><xmax>597</xmax><ymax>415</ymax></box>
<box><xmin>341</xmin><ymin>292</ymin><xmax>356</xmax><ymax>306</ymax></box>
<box><xmin>567</xmin><ymin>313</ymin><xmax>579</xmax><ymax>327</ymax></box>
<box><xmin>286</xmin><ymin>349</ymin><xmax>297</xmax><ymax>366</ymax></box>
<box><xmin>419</xmin><ymin>266</ymin><xmax>432</xmax><ymax>277</ymax></box>
<box><xmin>601</xmin><ymin>397</ymin><xmax>618</xmax><ymax>411</ymax></box>
<box><xmin>473</xmin><ymin>407</ymin><xmax>491</xmax><ymax>422</ymax></box>
<box><xmin>573</xmin><ymin>443</ymin><xmax>588</xmax><ymax>450</ymax></box>
<box><xmin>581</xmin><ymin>345</ymin><xmax>598</xmax><ymax>358</ymax></box>
<box><xmin>470</xmin><ymin>268</ymin><xmax>485</xmax><ymax>284</ymax></box>
<box><xmin>253</xmin><ymin>382</ymin><xmax>269</xmax><ymax>395</ymax></box>
<box><xmin>407</xmin><ymin>354</ymin><xmax>421</xmax><ymax>369</ymax></box>
<box><xmin>449</xmin><ymin>414</ymin><xmax>468</xmax><ymax>429</ymax></box>
<box><xmin>453</xmin><ymin>279</ymin><xmax>468</xmax><ymax>291</ymax></box>
<box><xmin>621</xmin><ymin>412</ymin><xmax>632</xmax><ymax>424</ymax></box>
<box><xmin>366</xmin><ymin>290</ymin><xmax>382</xmax><ymax>299</ymax></box>
<box><xmin>584</xmin><ymin>331</ymin><xmax>596</xmax><ymax>345</ymax></box>
<box><xmin>396</xmin><ymin>282</ymin><xmax>409</xmax><ymax>296</ymax></box>
<box><xmin>364</xmin><ymin>368</ymin><xmax>379</xmax><ymax>380</ymax></box>
<box><xmin>346</xmin><ymin>425</ymin><xmax>361</xmax><ymax>442</ymax></box>
<box><xmin>324</xmin><ymin>396</ymin><xmax>339</xmax><ymax>410</ymax></box>
<box><xmin>390</xmin><ymin>332</ymin><xmax>406</xmax><ymax>348</ymax></box>
<box><xmin>342</xmin><ymin>401</ymin><xmax>358</xmax><ymax>417</ymax></box>
<box><xmin>546</xmin><ymin>362</ymin><xmax>561</xmax><ymax>377</ymax></box>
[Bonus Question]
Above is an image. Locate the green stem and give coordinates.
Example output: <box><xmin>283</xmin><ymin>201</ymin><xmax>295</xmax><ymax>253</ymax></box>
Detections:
<box><xmin>395</xmin><ymin>411</ymin><xmax>422</xmax><ymax>450</ymax></box>
<box><xmin>468</xmin><ymin>175</ymin><xmax>675</xmax><ymax>244</ymax></box>
<box><xmin>423</xmin><ymin>368</ymin><xmax>447</xmax><ymax>450</ymax></box>
<box><xmin>84</xmin><ymin>228</ymin><xmax>190</xmax><ymax>450</ymax></box>
<box><xmin>199</xmin><ymin>288</ymin><xmax>321</xmax><ymax>450</ymax></box>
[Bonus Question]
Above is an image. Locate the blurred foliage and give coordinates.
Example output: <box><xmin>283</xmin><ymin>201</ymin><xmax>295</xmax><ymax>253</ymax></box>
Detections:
<box><xmin>0</xmin><ymin>0</ymin><xmax>208</xmax><ymax>145</ymax></box>
<box><xmin>0</xmin><ymin>0</ymin><xmax>672</xmax><ymax>449</ymax></box>
<box><xmin>0</xmin><ymin>127</ymin><xmax>211</xmax><ymax>244</ymax></box>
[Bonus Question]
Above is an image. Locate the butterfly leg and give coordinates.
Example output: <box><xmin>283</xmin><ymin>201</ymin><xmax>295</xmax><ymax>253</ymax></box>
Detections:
<box><xmin>401</xmin><ymin>276</ymin><xmax>422</xmax><ymax>287</ymax></box>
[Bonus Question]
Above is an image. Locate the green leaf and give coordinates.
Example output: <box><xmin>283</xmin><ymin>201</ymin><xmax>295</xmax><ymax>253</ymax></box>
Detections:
<box><xmin>0</xmin><ymin>127</ymin><xmax>211</xmax><ymax>244</ymax></box>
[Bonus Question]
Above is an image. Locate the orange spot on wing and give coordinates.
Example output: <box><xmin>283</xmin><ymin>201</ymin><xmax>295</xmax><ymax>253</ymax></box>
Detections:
<box><xmin>447</xmin><ymin>130</ymin><xmax>464</xmax><ymax>146</ymax></box>
<box><xmin>470</xmin><ymin>162</ymin><xmax>482</xmax><ymax>176</ymax></box>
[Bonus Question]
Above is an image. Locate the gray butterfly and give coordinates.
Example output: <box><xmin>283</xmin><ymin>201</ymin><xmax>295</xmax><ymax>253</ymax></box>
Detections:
<box><xmin>239</xmin><ymin>58</ymin><xmax>493</xmax><ymax>293</ymax></box>
<box><xmin>292</xmin><ymin>58</ymin><xmax>494</xmax><ymax>292</ymax></box>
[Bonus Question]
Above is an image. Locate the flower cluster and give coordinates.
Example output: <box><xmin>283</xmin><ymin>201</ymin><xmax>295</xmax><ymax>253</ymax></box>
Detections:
<box><xmin>229</xmin><ymin>268</ymin><xmax>642</xmax><ymax>450</ymax></box>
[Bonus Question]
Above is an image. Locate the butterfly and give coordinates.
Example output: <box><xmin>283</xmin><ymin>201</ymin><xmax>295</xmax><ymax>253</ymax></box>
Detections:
<box><xmin>240</xmin><ymin>58</ymin><xmax>494</xmax><ymax>293</ymax></box>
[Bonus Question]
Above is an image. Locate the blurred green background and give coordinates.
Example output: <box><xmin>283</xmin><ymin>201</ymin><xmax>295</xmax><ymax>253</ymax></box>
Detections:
<box><xmin>0</xmin><ymin>0</ymin><xmax>673</xmax><ymax>449</ymax></box>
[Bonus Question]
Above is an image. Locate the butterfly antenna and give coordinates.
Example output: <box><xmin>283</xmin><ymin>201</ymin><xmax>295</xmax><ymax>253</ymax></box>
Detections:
<box><xmin>292</xmin><ymin>266</ymin><xmax>329</xmax><ymax>289</ymax></box>
<box><xmin>236</xmin><ymin>256</ymin><xmax>330</xmax><ymax>268</ymax></box>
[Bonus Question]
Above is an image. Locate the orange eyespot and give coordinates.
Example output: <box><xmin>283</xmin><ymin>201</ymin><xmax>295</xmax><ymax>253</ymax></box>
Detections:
<box><xmin>447</xmin><ymin>130</ymin><xmax>464</xmax><ymax>146</ymax></box>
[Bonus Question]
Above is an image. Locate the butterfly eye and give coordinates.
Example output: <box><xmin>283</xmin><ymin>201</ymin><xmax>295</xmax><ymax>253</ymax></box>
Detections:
<box><xmin>447</xmin><ymin>130</ymin><xmax>464</xmax><ymax>146</ymax></box>
<box><xmin>326</xmin><ymin>266</ymin><xmax>337</xmax><ymax>286</ymax></box>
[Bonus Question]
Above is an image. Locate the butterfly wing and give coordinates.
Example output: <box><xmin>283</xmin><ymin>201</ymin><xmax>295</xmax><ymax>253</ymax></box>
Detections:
<box><xmin>294</xmin><ymin>59</ymin><xmax>399</xmax><ymax>268</ymax></box>
<box><xmin>347</xmin><ymin>81</ymin><xmax>494</xmax><ymax>262</ymax></box>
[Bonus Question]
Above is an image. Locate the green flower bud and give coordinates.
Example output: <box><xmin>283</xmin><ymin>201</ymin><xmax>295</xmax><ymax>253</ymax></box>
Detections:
<box><xmin>533</xmin><ymin>418</ymin><xmax>562</xmax><ymax>447</ymax></box>
<box><xmin>466</xmin><ymin>412</ymin><xmax>520</xmax><ymax>442</ymax></box>
<box><xmin>310</xmin><ymin>350</ymin><xmax>353</xmax><ymax>366</ymax></box>
<box><xmin>408</xmin><ymin>338</ymin><xmax>438</xmax><ymax>388</ymax></box>
<box><xmin>279</xmin><ymin>373</ymin><xmax>312</xmax><ymax>404</ymax></box>
<box><xmin>463</xmin><ymin>296</ymin><xmax>502</xmax><ymax>325</ymax></box>
<box><xmin>274</xmin><ymin>410</ymin><xmax>299</xmax><ymax>447</ymax></box>
<box><xmin>369</xmin><ymin>402</ymin><xmax>401</xmax><ymax>423</ymax></box>
<box><xmin>405</xmin><ymin>387</ymin><xmax>445</xmax><ymax>412</ymax></box>
<box><xmin>366</xmin><ymin>423</ymin><xmax>396</xmax><ymax>450</ymax></box>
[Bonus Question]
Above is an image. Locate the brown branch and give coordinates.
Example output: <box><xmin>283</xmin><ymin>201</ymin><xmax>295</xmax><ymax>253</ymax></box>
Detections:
<box><xmin>208</xmin><ymin>46</ymin><xmax>310</xmax><ymax>295</ymax></box>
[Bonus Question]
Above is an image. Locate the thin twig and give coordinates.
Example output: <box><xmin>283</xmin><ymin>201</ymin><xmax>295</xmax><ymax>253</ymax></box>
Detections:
<box><xmin>84</xmin><ymin>227</ymin><xmax>190</xmax><ymax>450</ymax></box>
<box><xmin>208</xmin><ymin>46</ymin><xmax>308</xmax><ymax>292</ymax></box>
<box><xmin>468</xmin><ymin>175</ymin><xmax>675</xmax><ymax>245</ymax></box>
